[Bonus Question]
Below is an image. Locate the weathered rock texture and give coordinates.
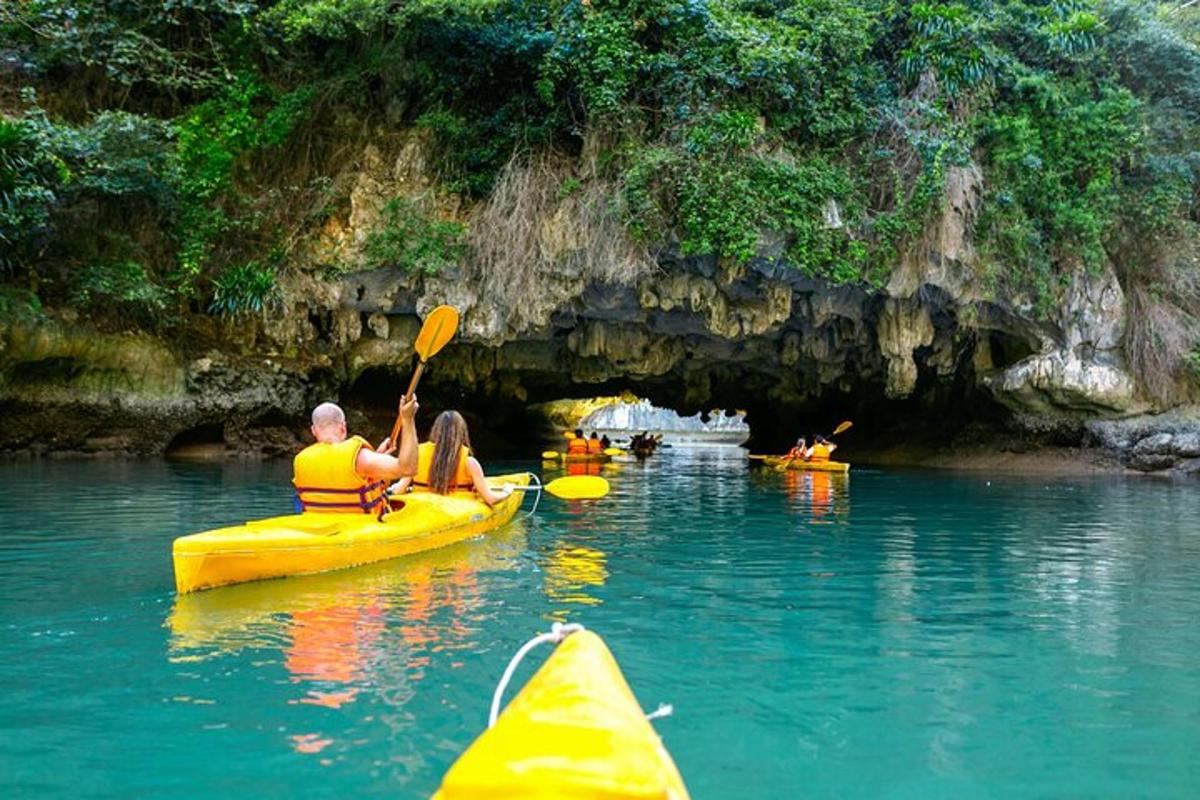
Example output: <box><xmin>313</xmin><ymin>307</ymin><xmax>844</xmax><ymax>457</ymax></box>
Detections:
<box><xmin>2</xmin><ymin>137</ymin><xmax>1195</xmax><ymax>469</ymax></box>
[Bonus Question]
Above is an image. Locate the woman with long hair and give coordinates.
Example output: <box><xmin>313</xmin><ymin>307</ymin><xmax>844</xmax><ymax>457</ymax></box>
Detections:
<box><xmin>391</xmin><ymin>411</ymin><xmax>513</xmax><ymax>506</ymax></box>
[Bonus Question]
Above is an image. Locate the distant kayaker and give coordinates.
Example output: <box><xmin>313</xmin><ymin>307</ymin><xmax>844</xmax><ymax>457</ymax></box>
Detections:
<box><xmin>587</xmin><ymin>432</ymin><xmax>603</xmax><ymax>454</ymax></box>
<box><xmin>391</xmin><ymin>410</ymin><xmax>513</xmax><ymax>506</ymax></box>
<box><xmin>567</xmin><ymin>428</ymin><xmax>589</xmax><ymax>456</ymax></box>
<box><xmin>600</xmin><ymin>434</ymin><xmax>611</xmax><ymax>449</ymax></box>
<box><xmin>293</xmin><ymin>397</ymin><xmax>419</xmax><ymax>514</ymax></box>
<box><xmin>808</xmin><ymin>435</ymin><xmax>837</xmax><ymax>463</ymax></box>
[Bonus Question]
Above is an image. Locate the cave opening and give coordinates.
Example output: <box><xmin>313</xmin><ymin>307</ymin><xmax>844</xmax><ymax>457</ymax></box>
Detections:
<box><xmin>165</xmin><ymin>423</ymin><xmax>226</xmax><ymax>458</ymax></box>
<box><xmin>341</xmin><ymin>356</ymin><xmax>1014</xmax><ymax>462</ymax></box>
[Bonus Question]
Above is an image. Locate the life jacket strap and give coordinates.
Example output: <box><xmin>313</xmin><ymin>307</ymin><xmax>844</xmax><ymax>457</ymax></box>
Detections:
<box><xmin>294</xmin><ymin>480</ymin><xmax>387</xmax><ymax>513</ymax></box>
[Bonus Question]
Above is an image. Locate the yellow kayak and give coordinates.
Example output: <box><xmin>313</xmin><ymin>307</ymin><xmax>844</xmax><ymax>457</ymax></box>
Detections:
<box><xmin>544</xmin><ymin>452</ymin><xmax>612</xmax><ymax>464</ymax></box>
<box><xmin>752</xmin><ymin>455</ymin><xmax>850</xmax><ymax>473</ymax></box>
<box><xmin>172</xmin><ymin>472</ymin><xmax>529</xmax><ymax>593</ymax></box>
<box><xmin>433</xmin><ymin>627</ymin><xmax>689</xmax><ymax>799</ymax></box>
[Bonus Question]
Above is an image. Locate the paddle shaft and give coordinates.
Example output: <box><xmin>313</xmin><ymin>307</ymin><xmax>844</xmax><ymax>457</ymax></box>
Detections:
<box><xmin>387</xmin><ymin>360</ymin><xmax>427</xmax><ymax>448</ymax></box>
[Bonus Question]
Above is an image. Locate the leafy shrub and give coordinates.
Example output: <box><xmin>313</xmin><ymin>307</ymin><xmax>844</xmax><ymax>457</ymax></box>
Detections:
<box><xmin>363</xmin><ymin>196</ymin><xmax>467</xmax><ymax>275</ymax></box>
<box><xmin>72</xmin><ymin>261</ymin><xmax>170</xmax><ymax>324</ymax></box>
<box><xmin>209</xmin><ymin>262</ymin><xmax>279</xmax><ymax>317</ymax></box>
<box><xmin>0</xmin><ymin>115</ymin><xmax>69</xmax><ymax>268</ymax></box>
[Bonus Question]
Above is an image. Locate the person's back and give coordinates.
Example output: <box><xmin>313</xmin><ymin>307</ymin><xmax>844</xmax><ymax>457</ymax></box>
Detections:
<box><xmin>412</xmin><ymin>440</ymin><xmax>473</xmax><ymax>492</ymax></box>
<box><xmin>567</xmin><ymin>428</ymin><xmax>588</xmax><ymax>455</ymax></box>
<box><xmin>397</xmin><ymin>410</ymin><xmax>513</xmax><ymax>507</ymax></box>
<box><xmin>586</xmin><ymin>432</ymin><xmax>603</xmax><ymax>454</ymax></box>
<box><xmin>293</xmin><ymin>400</ymin><xmax>418</xmax><ymax>513</ymax></box>
<box><xmin>809</xmin><ymin>436</ymin><xmax>835</xmax><ymax>462</ymax></box>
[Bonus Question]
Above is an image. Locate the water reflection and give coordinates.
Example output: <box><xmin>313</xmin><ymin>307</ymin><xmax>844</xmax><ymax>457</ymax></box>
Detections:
<box><xmin>542</xmin><ymin>544</ymin><xmax>608</xmax><ymax>611</ymax></box>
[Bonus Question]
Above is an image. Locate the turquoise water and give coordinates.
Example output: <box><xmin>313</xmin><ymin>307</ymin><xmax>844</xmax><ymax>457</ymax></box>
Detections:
<box><xmin>2</xmin><ymin>451</ymin><xmax>1199</xmax><ymax>798</ymax></box>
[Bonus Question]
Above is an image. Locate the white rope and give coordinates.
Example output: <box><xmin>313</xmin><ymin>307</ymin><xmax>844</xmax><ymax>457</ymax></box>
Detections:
<box><xmin>486</xmin><ymin>622</ymin><xmax>677</xmax><ymax>728</ymax></box>
<box><xmin>489</xmin><ymin>622</ymin><xmax>584</xmax><ymax>727</ymax></box>
<box><xmin>645</xmin><ymin>703</ymin><xmax>674</xmax><ymax>720</ymax></box>
<box><xmin>524</xmin><ymin>472</ymin><xmax>542</xmax><ymax>517</ymax></box>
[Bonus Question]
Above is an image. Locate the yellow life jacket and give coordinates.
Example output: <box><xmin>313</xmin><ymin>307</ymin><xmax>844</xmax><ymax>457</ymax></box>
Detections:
<box><xmin>293</xmin><ymin>436</ymin><xmax>386</xmax><ymax>514</ymax></box>
<box><xmin>809</xmin><ymin>443</ymin><xmax>832</xmax><ymax>462</ymax></box>
<box><xmin>413</xmin><ymin>441</ymin><xmax>473</xmax><ymax>492</ymax></box>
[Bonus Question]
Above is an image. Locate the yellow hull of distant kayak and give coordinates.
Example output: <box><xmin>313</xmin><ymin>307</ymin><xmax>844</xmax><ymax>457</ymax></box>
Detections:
<box><xmin>172</xmin><ymin>473</ymin><xmax>529</xmax><ymax>593</ymax></box>
<box><xmin>432</xmin><ymin>629</ymin><xmax>689</xmax><ymax>800</ymax></box>
<box><xmin>754</xmin><ymin>455</ymin><xmax>851</xmax><ymax>473</ymax></box>
<box><xmin>544</xmin><ymin>452</ymin><xmax>613</xmax><ymax>463</ymax></box>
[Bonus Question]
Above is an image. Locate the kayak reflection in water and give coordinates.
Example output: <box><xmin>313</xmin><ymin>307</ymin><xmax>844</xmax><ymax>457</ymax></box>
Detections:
<box><xmin>390</xmin><ymin>410</ymin><xmax>513</xmax><ymax>507</ymax></box>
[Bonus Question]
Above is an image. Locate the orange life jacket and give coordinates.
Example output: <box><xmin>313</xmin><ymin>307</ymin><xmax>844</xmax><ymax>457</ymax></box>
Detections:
<box><xmin>809</xmin><ymin>443</ymin><xmax>832</xmax><ymax>463</ymax></box>
<box><xmin>566</xmin><ymin>437</ymin><xmax>589</xmax><ymax>455</ymax></box>
<box><xmin>413</xmin><ymin>441</ymin><xmax>473</xmax><ymax>492</ymax></box>
<box><xmin>586</xmin><ymin>437</ymin><xmax>603</xmax><ymax>454</ymax></box>
<box><xmin>293</xmin><ymin>436</ymin><xmax>386</xmax><ymax>514</ymax></box>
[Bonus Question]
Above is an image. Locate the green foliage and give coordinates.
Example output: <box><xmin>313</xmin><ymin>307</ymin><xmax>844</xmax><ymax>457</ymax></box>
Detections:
<box><xmin>72</xmin><ymin>261</ymin><xmax>171</xmax><ymax>324</ymax></box>
<box><xmin>172</xmin><ymin>75</ymin><xmax>313</xmax><ymax>292</ymax></box>
<box><xmin>978</xmin><ymin>76</ymin><xmax>1141</xmax><ymax>304</ymax></box>
<box><xmin>1</xmin><ymin>0</ymin><xmax>259</xmax><ymax>96</ymax></box>
<box><xmin>0</xmin><ymin>115</ymin><xmax>67</xmax><ymax>268</ymax></box>
<box><xmin>209</xmin><ymin>261</ymin><xmax>279</xmax><ymax>317</ymax></box>
<box><xmin>0</xmin><ymin>287</ymin><xmax>45</xmax><ymax>322</ymax></box>
<box><xmin>1</xmin><ymin>0</ymin><xmax>1198</xmax><ymax>406</ymax></box>
<box><xmin>363</xmin><ymin>196</ymin><xmax>467</xmax><ymax>275</ymax></box>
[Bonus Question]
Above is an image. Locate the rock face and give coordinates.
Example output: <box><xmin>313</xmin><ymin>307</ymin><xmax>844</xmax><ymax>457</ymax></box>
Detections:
<box><xmin>2</xmin><ymin>138</ymin><xmax>1194</xmax><ymax>470</ymax></box>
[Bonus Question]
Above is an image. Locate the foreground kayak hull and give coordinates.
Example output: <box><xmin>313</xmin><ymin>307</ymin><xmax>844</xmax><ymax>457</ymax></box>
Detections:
<box><xmin>754</xmin><ymin>455</ymin><xmax>851</xmax><ymax>473</ymax></box>
<box><xmin>172</xmin><ymin>472</ymin><xmax>529</xmax><ymax>593</ymax></box>
<box><xmin>433</xmin><ymin>629</ymin><xmax>689</xmax><ymax>799</ymax></box>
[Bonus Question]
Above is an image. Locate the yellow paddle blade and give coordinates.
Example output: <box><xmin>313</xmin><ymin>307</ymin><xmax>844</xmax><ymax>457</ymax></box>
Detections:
<box><xmin>603</xmin><ymin>447</ymin><xmax>624</xmax><ymax>456</ymax></box>
<box><xmin>544</xmin><ymin>476</ymin><xmax>609</xmax><ymax>500</ymax></box>
<box><xmin>414</xmin><ymin>305</ymin><xmax>459</xmax><ymax>361</ymax></box>
<box><xmin>563</xmin><ymin>431</ymin><xmax>576</xmax><ymax>440</ymax></box>
<box><xmin>832</xmin><ymin>420</ymin><xmax>853</xmax><ymax>436</ymax></box>
<box><xmin>747</xmin><ymin>454</ymin><xmax>769</xmax><ymax>460</ymax></box>
<box><xmin>541</xmin><ymin>450</ymin><xmax>561</xmax><ymax>460</ymax></box>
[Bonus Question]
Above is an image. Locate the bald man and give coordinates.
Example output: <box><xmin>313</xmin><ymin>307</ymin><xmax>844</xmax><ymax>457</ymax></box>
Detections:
<box><xmin>292</xmin><ymin>396</ymin><xmax>419</xmax><ymax>514</ymax></box>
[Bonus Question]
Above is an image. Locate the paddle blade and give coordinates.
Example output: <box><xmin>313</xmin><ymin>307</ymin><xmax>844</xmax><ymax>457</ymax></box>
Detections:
<box><xmin>544</xmin><ymin>476</ymin><xmax>609</xmax><ymax>500</ymax></box>
<box><xmin>413</xmin><ymin>305</ymin><xmax>459</xmax><ymax>361</ymax></box>
<box><xmin>832</xmin><ymin>420</ymin><xmax>853</xmax><ymax>436</ymax></box>
<box><xmin>541</xmin><ymin>450</ymin><xmax>561</xmax><ymax>460</ymax></box>
<box><xmin>563</xmin><ymin>431</ymin><xmax>576</xmax><ymax>440</ymax></box>
<box><xmin>602</xmin><ymin>447</ymin><xmax>624</xmax><ymax>456</ymax></box>
<box><xmin>747</xmin><ymin>454</ymin><xmax>769</xmax><ymax>460</ymax></box>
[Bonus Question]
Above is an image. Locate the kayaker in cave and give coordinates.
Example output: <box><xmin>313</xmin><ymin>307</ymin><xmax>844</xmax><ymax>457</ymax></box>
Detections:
<box><xmin>787</xmin><ymin>437</ymin><xmax>809</xmax><ymax>461</ymax></box>
<box><xmin>293</xmin><ymin>397</ymin><xmax>419</xmax><ymax>514</ymax></box>
<box><xmin>808</xmin><ymin>435</ymin><xmax>837</xmax><ymax>463</ymax></box>
<box><xmin>600</xmin><ymin>434</ymin><xmax>611</xmax><ymax>449</ymax></box>
<box><xmin>390</xmin><ymin>410</ymin><xmax>514</xmax><ymax>506</ymax></box>
<box><xmin>567</xmin><ymin>428</ymin><xmax>589</xmax><ymax>455</ymax></box>
<box><xmin>587</xmin><ymin>432</ymin><xmax>603</xmax><ymax>454</ymax></box>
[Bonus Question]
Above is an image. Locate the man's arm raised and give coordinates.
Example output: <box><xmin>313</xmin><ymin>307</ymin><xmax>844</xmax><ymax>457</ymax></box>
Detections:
<box><xmin>356</xmin><ymin>395</ymin><xmax>420</xmax><ymax>480</ymax></box>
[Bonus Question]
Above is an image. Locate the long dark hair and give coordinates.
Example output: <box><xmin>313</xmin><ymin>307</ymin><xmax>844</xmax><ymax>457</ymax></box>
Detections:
<box><xmin>428</xmin><ymin>410</ymin><xmax>472</xmax><ymax>494</ymax></box>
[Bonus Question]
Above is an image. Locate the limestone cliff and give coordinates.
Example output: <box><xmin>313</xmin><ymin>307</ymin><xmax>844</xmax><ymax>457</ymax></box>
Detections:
<box><xmin>1</xmin><ymin>135</ymin><xmax>1195</xmax><ymax>473</ymax></box>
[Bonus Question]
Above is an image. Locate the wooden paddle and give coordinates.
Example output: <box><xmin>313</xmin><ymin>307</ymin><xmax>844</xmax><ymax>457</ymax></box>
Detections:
<box><xmin>387</xmin><ymin>305</ymin><xmax>459</xmax><ymax>448</ymax></box>
<box><xmin>509</xmin><ymin>475</ymin><xmax>609</xmax><ymax>500</ymax></box>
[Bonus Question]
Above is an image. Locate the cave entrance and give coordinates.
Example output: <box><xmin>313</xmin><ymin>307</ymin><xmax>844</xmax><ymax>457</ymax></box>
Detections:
<box><xmin>165</xmin><ymin>423</ymin><xmax>226</xmax><ymax>459</ymax></box>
